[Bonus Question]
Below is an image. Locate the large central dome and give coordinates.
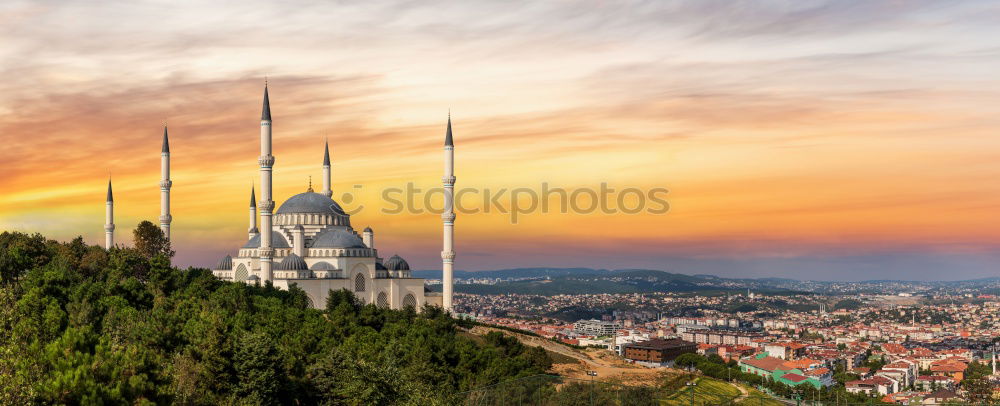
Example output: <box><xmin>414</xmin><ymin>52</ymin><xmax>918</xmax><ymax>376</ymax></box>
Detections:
<box><xmin>276</xmin><ymin>192</ymin><xmax>345</xmax><ymax>215</ymax></box>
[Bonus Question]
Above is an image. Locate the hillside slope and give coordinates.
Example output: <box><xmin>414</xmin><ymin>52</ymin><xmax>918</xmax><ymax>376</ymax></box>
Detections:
<box><xmin>0</xmin><ymin>231</ymin><xmax>550</xmax><ymax>404</ymax></box>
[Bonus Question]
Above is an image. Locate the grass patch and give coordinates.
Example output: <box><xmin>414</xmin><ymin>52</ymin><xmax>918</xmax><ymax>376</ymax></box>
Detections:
<box><xmin>659</xmin><ymin>377</ymin><xmax>742</xmax><ymax>405</ymax></box>
<box><xmin>734</xmin><ymin>386</ymin><xmax>785</xmax><ymax>406</ymax></box>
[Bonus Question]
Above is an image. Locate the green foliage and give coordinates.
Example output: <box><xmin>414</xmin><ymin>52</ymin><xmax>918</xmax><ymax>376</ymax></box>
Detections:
<box><xmin>833</xmin><ymin>299</ymin><xmax>863</xmax><ymax>310</ymax></box>
<box><xmin>132</xmin><ymin>220</ymin><xmax>175</xmax><ymax>259</ymax></box>
<box><xmin>0</xmin><ymin>232</ymin><xmax>550</xmax><ymax>404</ymax></box>
<box><xmin>964</xmin><ymin>360</ymin><xmax>992</xmax><ymax>381</ymax></box>
<box><xmin>0</xmin><ymin>231</ymin><xmax>50</xmax><ymax>285</ymax></box>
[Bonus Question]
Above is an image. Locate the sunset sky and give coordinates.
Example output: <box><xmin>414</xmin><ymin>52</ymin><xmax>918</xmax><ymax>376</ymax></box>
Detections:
<box><xmin>2</xmin><ymin>0</ymin><xmax>999</xmax><ymax>280</ymax></box>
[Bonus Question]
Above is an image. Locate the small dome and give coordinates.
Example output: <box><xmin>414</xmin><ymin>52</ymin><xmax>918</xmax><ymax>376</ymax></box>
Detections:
<box><xmin>375</xmin><ymin>261</ymin><xmax>387</xmax><ymax>271</ymax></box>
<box><xmin>248</xmin><ymin>275</ymin><xmax>260</xmax><ymax>280</ymax></box>
<box><xmin>310</xmin><ymin>229</ymin><xmax>366</xmax><ymax>249</ymax></box>
<box><xmin>384</xmin><ymin>255</ymin><xmax>410</xmax><ymax>271</ymax></box>
<box><xmin>242</xmin><ymin>231</ymin><xmax>291</xmax><ymax>248</ymax></box>
<box><xmin>310</xmin><ymin>261</ymin><xmax>338</xmax><ymax>271</ymax></box>
<box><xmin>215</xmin><ymin>254</ymin><xmax>233</xmax><ymax>270</ymax></box>
<box><xmin>277</xmin><ymin>253</ymin><xmax>308</xmax><ymax>271</ymax></box>
<box><xmin>276</xmin><ymin>192</ymin><xmax>345</xmax><ymax>215</ymax></box>
<box><xmin>363</xmin><ymin>226</ymin><xmax>373</xmax><ymax>233</ymax></box>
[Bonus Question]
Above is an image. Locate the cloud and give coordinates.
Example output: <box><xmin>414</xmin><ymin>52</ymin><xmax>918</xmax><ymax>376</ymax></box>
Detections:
<box><xmin>2</xmin><ymin>0</ymin><xmax>1000</xmax><ymax>279</ymax></box>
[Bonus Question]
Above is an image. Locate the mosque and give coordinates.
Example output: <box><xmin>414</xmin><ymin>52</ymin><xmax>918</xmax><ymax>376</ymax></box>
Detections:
<box><xmin>103</xmin><ymin>84</ymin><xmax>455</xmax><ymax>311</ymax></box>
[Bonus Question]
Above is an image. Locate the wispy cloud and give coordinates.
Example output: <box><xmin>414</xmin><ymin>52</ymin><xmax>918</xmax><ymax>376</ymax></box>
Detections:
<box><xmin>1</xmin><ymin>0</ymin><xmax>999</xmax><ymax>279</ymax></box>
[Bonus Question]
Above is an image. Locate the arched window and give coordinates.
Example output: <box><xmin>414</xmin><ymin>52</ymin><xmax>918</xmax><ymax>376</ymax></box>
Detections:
<box><xmin>235</xmin><ymin>264</ymin><xmax>248</xmax><ymax>282</ymax></box>
<box><xmin>402</xmin><ymin>294</ymin><xmax>417</xmax><ymax>308</ymax></box>
<box><xmin>354</xmin><ymin>273</ymin><xmax>365</xmax><ymax>292</ymax></box>
<box><xmin>377</xmin><ymin>292</ymin><xmax>389</xmax><ymax>308</ymax></box>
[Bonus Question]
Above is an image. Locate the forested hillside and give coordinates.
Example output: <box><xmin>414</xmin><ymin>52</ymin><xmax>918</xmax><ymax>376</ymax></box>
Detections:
<box><xmin>0</xmin><ymin>230</ymin><xmax>550</xmax><ymax>405</ymax></box>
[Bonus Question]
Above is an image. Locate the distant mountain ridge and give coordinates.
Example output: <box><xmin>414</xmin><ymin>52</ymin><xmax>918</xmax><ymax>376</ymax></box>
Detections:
<box><xmin>412</xmin><ymin>267</ymin><xmax>1000</xmax><ymax>284</ymax></box>
<box><xmin>412</xmin><ymin>267</ymin><xmax>609</xmax><ymax>280</ymax></box>
<box><xmin>414</xmin><ymin>267</ymin><xmax>1000</xmax><ymax>296</ymax></box>
<box><xmin>417</xmin><ymin>268</ymin><xmax>804</xmax><ymax>296</ymax></box>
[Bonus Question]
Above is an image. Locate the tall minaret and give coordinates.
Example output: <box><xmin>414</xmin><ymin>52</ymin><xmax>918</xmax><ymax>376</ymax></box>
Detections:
<box><xmin>258</xmin><ymin>83</ymin><xmax>275</xmax><ymax>283</ymax></box>
<box><xmin>441</xmin><ymin>114</ymin><xmax>456</xmax><ymax>312</ymax></box>
<box><xmin>159</xmin><ymin>125</ymin><xmax>172</xmax><ymax>240</ymax></box>
<box><xmin>993</xmin><ymin>351</ymin><xmax>997</xmax><ymax>376</ymax></box>
<box><xmin>105</xmin><ymin>179</ymin><xmax>115</xmax><ymax>249</ymax></box>
<box><xmin>248</xmin><ymin>186</ymin><xmax>259</xmax><ymax>240</ymax></box>
<box><xmin>321</xmin><ymin>139</ymin><xmax>332</xmax><ymax>198</ymax></box>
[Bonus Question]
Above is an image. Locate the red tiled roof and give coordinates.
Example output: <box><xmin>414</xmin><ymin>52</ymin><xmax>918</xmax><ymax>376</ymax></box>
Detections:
<box><xmin>781</xmin><ymin>373</ymin><xmax>808</xmax><ymax>383</ymax></box>
<box><xmin>742</xmin><ymin>356</ymin><xmax>787</xmax><ymax>372</ymax></box>
<box><xmin>805</xmin><ymin>367</ymin><xmax>830</xmax><ymax>376</ymax></box>
<box><xmin>882</xmin><ymin>343</ymin><xmax>907</xmax><ymax>354</ymax></box>
<box><xmin>784</xmin><ymin>358</ymin><xmax>819</xmax><ymax>369</ymax></box>
<box><xmin>930</xmin><ymin>362</ymin><xmax>967</xmax><ymax>373</ymax></box>
<box><xmin>868</xmin><ymin>376</ymin><xmax>895</xmax><ymax>386</ymax></box>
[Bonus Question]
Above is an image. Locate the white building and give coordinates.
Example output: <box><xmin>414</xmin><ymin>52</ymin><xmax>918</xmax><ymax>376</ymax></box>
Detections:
<box><xmin>573</xmin><ymin>319</ymin><xmax>622</xmax><ymax>336</ymax></box>
<box><xmin>203</xmin><ymin>84</ymin><xmax>451</xmax><ymax>310</ymax></box>
<box><xmin>609</xmin><ymin>331</ymin><xmax>651</xmax><ymax>355</ymax></box>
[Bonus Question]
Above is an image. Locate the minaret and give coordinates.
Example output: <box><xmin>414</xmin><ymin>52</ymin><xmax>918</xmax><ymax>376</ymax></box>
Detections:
<box><xmin>104</xmin><ymin>179</ymin><xmax>115</xmax><ymax>249</ymax></box>
<box><xmin>292</xmin><ymin>224</ymin><xmax>305</xmax><ymax>257</ymax></box>
<box><xmin>159</xmin><ymin>125</ymin><xmax>172</xmax><ymax>240</ymax></box>
<box><xmin>258</xmin><ymin>83</ymin><xmax>275</xmax><ymax>283</ymax></box>
<box><xmin>362</xmin><ymin>226</ymin><xmax>374</xmax><ymax>249</ymax></box>
<box><xmin>248</xmin><ymin>186</ymin><xmax>259</xmax><ymax>240</ymax></box>
<box><xmin>321</xmin><ymin>139</ymin><xmax>332</xmax><ymax>198</ymax></box>
<box><xmin>441</xmin><ymin>114</ymin><xmax>456</xmax><ymax>312</ymax></box>
<box><xmin>990</xmin><ymin>351</ymin><xmax>997</xmax><ymax>375</ymax></box>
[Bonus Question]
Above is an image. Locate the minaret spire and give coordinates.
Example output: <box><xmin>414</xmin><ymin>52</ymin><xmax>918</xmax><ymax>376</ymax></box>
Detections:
<box><xmin>321</xmin><ymin>138</ymin><xmax>332</xmax><ymax>198</ymax></box>
<box><xmin>258</xmin><ymin>81</ymin><xmax>275</xmax><ymax>283</ymax></box>
<box><xmin>441</xmin><ymin>113</ymin><xmax>456</xmax><ymax>312</ymax></box>
<box><xmin>104</xmin><ymin>178</ymin><xmax>115</xmax><ymax>249</ymax></box>
<box><xmin>161</xmin><ymin>125</ymin><xmax>170</xmax><ymax>153</ymax></box>
<box><xmin>159</xmin><ymin>125</ymin><xmax>172</xmax><ymax>240</ymax></box>
<box><xmin>444</xmin><ymin>110</ymin><xmax>453</xmax><ymax>147</ymax></box>
<box><xmin>261</xmin><ymin>83</ymin><xmax>272</xmax><ymax>121</ymax></box>
<box><xmin>248</xmin><ymin>185</ymin><xmax>259</xmax><ymax>240</ymax></box>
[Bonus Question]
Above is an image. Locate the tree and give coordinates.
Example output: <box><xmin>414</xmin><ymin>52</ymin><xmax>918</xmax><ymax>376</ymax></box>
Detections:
<box><xmin>964</xmin><ymin>360</ymin><xmax>991</xmax><ymax>381</ymax></box>
<box><xmin>132</xmin><ymin>221</ymin><xmax>174</xmax><ymax>259</ymax></box>
<box><xmin>0</xmin><ymin>232</ymin><xmax>50</xmax><ymax>285</ymax></box>
<box><xmin>309</xmin><ymin>349</ymin><xmax>409</xmax><ymax>405</ymax></box>
<box><xmin>233</xmin><ymin>331</ymin><xmax>286</xmax><ymax>404</ymax></box>
<box><xmin>1</xmin><ymin>233</ymin><xmax>553</xmax><ymax>404</ymax></box>
<box><xmin>963</xmin><ymin>377</ymin><xmax>992</xmax><ymax>403</ymax></box>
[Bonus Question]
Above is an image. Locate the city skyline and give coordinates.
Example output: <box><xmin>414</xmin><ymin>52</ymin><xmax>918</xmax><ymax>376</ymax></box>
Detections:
<box><xmin>2</xmin><ymin>1</ymin><xmax>999</xmax><ymax>280</ymax></box>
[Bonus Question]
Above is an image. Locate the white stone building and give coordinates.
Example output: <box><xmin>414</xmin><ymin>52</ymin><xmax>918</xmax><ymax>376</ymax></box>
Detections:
<box><xmin>209</xmin><ymin>84</ymin><xmax>448</xmax><ymax>310</ymax></box>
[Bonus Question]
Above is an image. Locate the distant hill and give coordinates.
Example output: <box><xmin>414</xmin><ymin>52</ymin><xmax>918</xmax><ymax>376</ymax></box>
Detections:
<box><xmin>412</xmin><ymin>267</ymin><xmax>608</xmax><ymax>280</ymax></box>
<box><xmin>415</xmin><ymin>267</ymin><xmax>1000</xmax><ymax>296</ymax></box>
<box><xmin>423</xmin><ymin>268</ymin><xmax>758</xmax><ymax>296</ymax></box>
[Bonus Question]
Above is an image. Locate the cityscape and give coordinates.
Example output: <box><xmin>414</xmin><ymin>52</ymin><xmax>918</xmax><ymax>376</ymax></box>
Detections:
<box><xmin>451</xmin><ymin>282</ymin><xmax>1000</xmax><ymax>403</ymax></box>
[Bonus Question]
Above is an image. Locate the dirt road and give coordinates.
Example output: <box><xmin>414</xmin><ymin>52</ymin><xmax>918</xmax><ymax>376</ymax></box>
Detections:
<box><xmin>469</xmin><ymin>326</ymin><xmax>666</xmax><ymax>385</ymax></box>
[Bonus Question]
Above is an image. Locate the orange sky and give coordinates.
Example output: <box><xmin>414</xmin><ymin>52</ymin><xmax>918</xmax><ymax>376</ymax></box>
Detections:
<box><xmin>1</xmin><ymin>1</ymin><xmax>999</xmax><ymax>280</ymax></box>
